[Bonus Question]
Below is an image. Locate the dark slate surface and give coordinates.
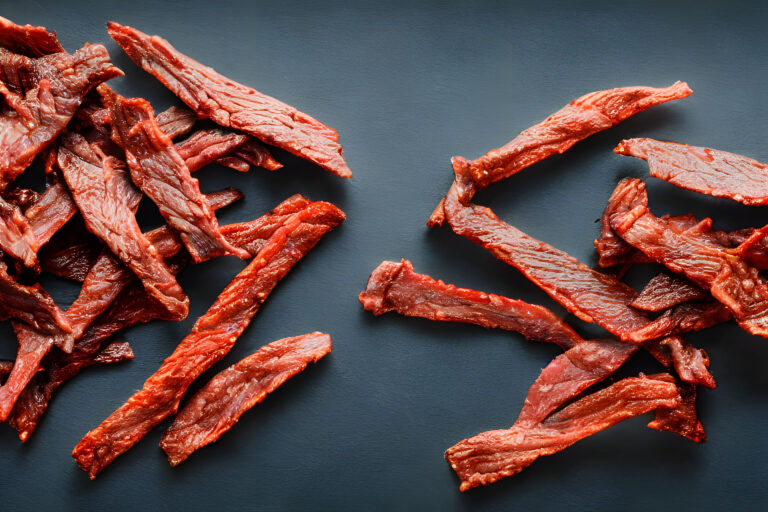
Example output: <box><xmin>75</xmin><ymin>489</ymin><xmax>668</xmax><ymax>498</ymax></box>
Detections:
<box><xmin>1</xmin><ymin>1</ymin><xmax>767</xmax><ymax>510</ymax></box>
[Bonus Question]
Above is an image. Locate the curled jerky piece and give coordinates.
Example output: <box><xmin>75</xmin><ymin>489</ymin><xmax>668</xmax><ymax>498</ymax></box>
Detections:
<box><xmin>156</xmin><ymin>105</ymin><xmax>197</xmax><ymax>139</ymax></box>
<box><xmin>109</xmin><ymin>94</ymin><xmax>249</xmax><ymax>262</ymax></box>
<box><xmin>445</xmin><ymin>374</ymin><xmax>680</xmax><ymax>491</ymax></box>
<box><xmin>0</xmin><ymin>44</ymin><xmax>122</xmax><ymax>189</ymax></box>
<box><xmin>176</xmin><ymin>128</ymin><xmax>281</xmax><ymax>173</ymax></box>
<box><xmin>359</xmin><ymin>259</ymin><xmax>584</xmax><ymax>350</ymax></box>
<box><xmin>0</xmin><ymin>17</ymin><xmax>63</xmax><ymax>57</ymax></box>
<box><xmin>0</xmin><ymin>195</ymin><xmax>38</xmax><ymax>266</ymax></box>
<box><xmin>160</xmin><ymin>332</ymin><xmax>332</xmax><ymax>466</ymax></box>
<box><xmin>631</xmin><ymin>274</ymin><xmax>708</xmax><ymax>312</ymax></box>
<box><xmin>108</xmin><ymin>22</ymin><xmax>351</xmax><ymax>178</ymax></box>
<box><xmin>58</xmin><ymin>131</ymin><xmax>188</xmax><ymax>320</ymax></box>
<box><xmin>608</xmin><ymin>179</ymin><xmax>768</xmax><ymax>337</ymax></box>
<box><xmin>72</xmin><ymin>201</ymin><xmax>345</xmax><ymax>478</ymax></box>
<box><xmin>648</xmin><ymin>379</ymin><xmax>706</xmax><ymax>443</ymax></box>
<box><xmin>616</xmin><ymin>138</ymin><xmax>768</xmax><ymax>206</ymax></box>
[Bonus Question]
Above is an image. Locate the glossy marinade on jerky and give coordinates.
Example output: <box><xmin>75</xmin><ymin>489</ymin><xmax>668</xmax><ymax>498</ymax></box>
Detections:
<box><xmin>0</xmin><ymin>17</ymin><xmax>63</xmax><ymax>57</ymax></box>
<box><xmin>58</xmin><ymin>131</ymin><xmax>189</xmax><ymax>320</ymax></box>
<box><xmin>0</xmin><ymin>44</ymin><xmax>122</xmax><ymax>189</ymax></box>
<box><xmin>608</xmin><ymin>178</ymin><xmax>768</xmax><ymax>337</ymax></box>
<box><xmin>445</xmin><ymin>374</ymin><xmax>680</xmax><ymax>491</ymax></box>
<box><xmin>108</xmin><ymin>93</ymin><xmax>250</xmax><ymax>262</ymax></box>
<box><xmin>160</xmin><ymin>332</ymin><xmax>332</xmax><ymax>466</ymax></box>
<box><xmin>107</xmin><ymin>22</ymin><xmax>351</xmax><ymax>178</ymax></box>
<box><xmin>616</xmin><ymin>138</ymin><xmax>768</xmax><ymax>206</ymax></box>
<box><xmin>72</xmin><ymin>201</ymin><xmax>345</xmax><ymax>478</ymax></box>
<box><xmin>631</xmin><ymin>274</ymin><xmax>708</xmax><ymax>312</ymax></box>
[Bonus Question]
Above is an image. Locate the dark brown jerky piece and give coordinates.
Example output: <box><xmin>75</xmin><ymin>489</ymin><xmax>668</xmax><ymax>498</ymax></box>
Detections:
<box><xmin>0</xmin><ymin>17</ymin><xmax>63</xmax><ymax>57</ymax></box>
<box><xmin>445</xmin><ymin>374</ymin><xmax>680</xmax><ymax>491</ymax></box>
<box><xmin>616</xmin><ymin>138</ymin><xmax>768</xmax><ymax>206</ymax></box>
<box><xmin>110</xmin><ymin>95</ymin><xmax>249</xmax><ymax>262</ymax></box>
<box><xmin>160</xmin><ymin>332</ymin><xmax>332</xmax><ymax>466</ymax></box>
<box><xmin>156</xmin><ymin>105</ymin><xmax>197</xmax><ymax>139</ymax></box>
<box><xmin>609</xmin><ymin>178</ymin><xmax>768</xmax><ymax>336</ymax></box>
<box><xmin>107</xmin><ymin>23</ymin><xmax>350</xmax><ymax>178</ymax></box>
<box><xmin>0</xmin><ymin>260</ymin><xmax>69</xmax><ymax>334</ymax></box>
<box><xmin>4</xmin><ymin>187</ymin><xmax>40</xmax><ymax>209</ymax></box>
<box><xmin>58</xmin><ymin>131</ymin><xmax>188</xmax><ymax>320</ymax></box>
<box><xmin>359</xmin><ymin>259</ymin><xmax>584</xmax><ymax>350</ymax></box>
<box><xmin>72</xmin><ymin>200</ymin><xmax>345</xmax><ymax>478</ymax></box>
<box><xmin>0</xmin><ymin>44</ymin><xmax>122</xmax><ymax>189</ymax></box>
<box><xmin>39</xmin><ymin>240</ymin><xmax>100</xmax><ymax>282</ymax></box>
<box><xmin>631</xmin><ymin>274</ymin><xmax>708</xmax><ymax>312</ymax></box>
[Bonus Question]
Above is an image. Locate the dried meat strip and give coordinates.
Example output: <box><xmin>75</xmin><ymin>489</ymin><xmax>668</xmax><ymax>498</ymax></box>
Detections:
<box><xmin>58</xmin><ymin>131</ymin><xmax>188</xmax><ymax>320</ymax></box>
<box><xmin>0</xmin><ymin>44</ymin><xmax>122</xmax><ymax>189</ymax></box>
<box><xmin>647</xmin><ymin>378</ymin><xmax>705</xmax><ymax>443</ymax></box>
<box><xmin>231</xmin><ymin>138</ymin><xmax>282</xmax><ymax>171</ymax></box>
<box><xmin>0</xmin><ymin>17</ymin><xmax>63</xmax><ymax>57</ymax></box>
<box><xmin>107</xmin><ymin>22</ymin><xmax>351</xmax><ymax>178</ymax></box>
<box><xmin>0</xmin><ymin>195</ymin><xmax>38</xmax><ymax>266</ymax></box>
<box><xmin>176</xmin><ymin>128</ymin><xmax>281</xmax><ymax>173</ymax></box>
<box><xmin>160</xmin><ymin>332</ymin><xmax>332</xmax><ymax>466</ymax></box>
<box><xmin>156</xmin><ymin>105</ymin><xmax>197</xmax><ymax>139</ymax></box>
<box><xmin>359</xmin><ymin>259</ymin><xmax>583</xmax><ymax>350</ymax></box>
<box><xmin>0</xmin><ymin>260</ymin><xmax>69</xmax><ymax>334</ymax></box>
<box><xmin>643</xmin><ymin>336</ymin><xmax>715</xmax><ymax>390</ymax></box>
<box><xmin>616</xmin><ymin>138</ymin><xmax>768</xmax><ymax>206</ymax></box>
<box><xmin>72</xmin><ymin>200</ymin><xmax>345</xmax><ymax>478</ymax></box>
<box><xmin>24</xmin><ymin>177</ymin><xmax>78</xmax><ymax>247</ymax></box>
<box><xmin>109</xmin><ymin>94</ymin><xmax>250</xmax><ymax>262</ymax></box>
<box><xmin>631</xmin><ymin>274</ymin><xmax>708</xmax><ymax>312</ymax></box>
<box><xmin>445</xmin><ymin>373</ymin><xmax>680</xmax><ymax>491</ymax></box>
<box><xmin>608</xmin><ymin>178</ymin><xmax>768</xmax><ymax>337</ymax></box>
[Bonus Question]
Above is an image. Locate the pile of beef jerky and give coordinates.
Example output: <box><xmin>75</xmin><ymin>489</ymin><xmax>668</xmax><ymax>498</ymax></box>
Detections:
<box><xmin>0</xmin><ymin>17</ymin><xmax>347</xmax><ymax>478</ymax></box>
<box><xmin>360</xmin><ymin>81</ymin><xmax>768</xmax><ymax>491</ymax></box>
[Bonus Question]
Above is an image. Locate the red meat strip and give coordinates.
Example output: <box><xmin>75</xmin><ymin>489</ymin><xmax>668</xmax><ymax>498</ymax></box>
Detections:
<box><xmin>0</xmin><ymin>17</ymin><xmax>63</xmax><ymax>57</ymax></box>
<box><xmin>627</xmin><ymin>299</ymin><xmax>731</xmax><ymax>343</ymax></box>
<box><xmin>176</xmin><ymin>128</ymin><xmax>281</xmax><ymax>173</ymax></box>
<box><xmin>24</xmin><ymin>177</ymin><xmax>78</xmax><ymax>248</ymax></box>
<box><xmin>359</xmin><ymin>259</ymin><xmax>584</xmax><ymax>350</ymax></box>
<box><xmin>616</xmin><ymin>138</ymin><xmax>768</xmax><ymax>206</ymax></box>
<box><xmin>0</xmin><ymin>260</ymin><xmax>69</xmax><ymax>334</ymax></box>
<box><xmin>109</xmin><ymin>94</ymin><xmax>250</xmax><ymax>262</ymax></box>
<box><xmin>0</xmin><ymin>195</ymin><xmax>38</xmax><ymax>266</ymax></box>
<box><xmin>160</xmin><ymin>332</ymin><xmax>332</xmax><ymax>466</ymax></box>
<box><xmin>216</xmin><ymin>156</ymin><xmax>250</xmax><ymax>172</ymax></box>
<box><xmin>445</xmin><ymin>373</ymin><xmax>680</xmax><ymax>491</ymax></box>
<box><xmin>608</xmin><ymin>178</ymin><xmax>768</xmax><ymax>337</ymax></box>
<box><xmin>156</xmin><ymin>105</ymin><xmax>197</xmax><ymax>139</ymax></box>
<box><xmin>58</xmin><ymin>130</ymin><xmax>189</xmax><ymax>320</ymax></box>
<box><xmin>647</xmin><ymin>379</ymin><xmax>705</xmax><ymax>443</ymax></box>
<box><xmin>72</xmin><ymin>200</ymin><xmax>345</xmax><ymax>478</ymax></box>
<box><xmin>631</xmin><ymin>274</ymin><xmax>708</xmax><ymax>312</ymax></box>
<box><xmin>231</xmin><ymin>138</ymin><xmax>282</xmax><ymax>171</ymax></box>
<box><xmin>644</xmin><ymin>336</ymin><xmax>715</xmax><ymax>390</ymax></box>
<box><xmin>0</xmin><ymin>44</ymin><xmax>122</xmax><ymax>189</ymax></box>
<box><xmin>40</xmin><ymin>240</ymin><xmax>100</xmax><ymax>282</ymax></box>
<box><xmin>107</xmin><ymin>22</ymin><xmax>351</xmax><ymax>178</ymax></box>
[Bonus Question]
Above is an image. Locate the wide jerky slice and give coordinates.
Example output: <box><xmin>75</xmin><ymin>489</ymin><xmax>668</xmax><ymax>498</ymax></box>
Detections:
<box><xmin>176</xmin><ymin>128</ymin><xmax>280</xmax><ymax>173</ymax></box>
<box><xmin>631</xmin><ymin>274</ymin><xmax>708</xmax><ymax>312</ymax></box>
<box><xmin>156</xmin><ymin>104</ymin><xmax>197</xmax><ymax>139</ymax></box>
<box><xmin>0</xmin><ymin>17</ymin><xmax>63</xmax><ymax>57</ymax></box>
<box><xmin>72</xmin><ymin>201</ymin><xmax>345</xmax><ymax>478</ymax></box>
<box><xmin>107</xmin><ymin>22</ymin><xmax>351</xmax><ymax>178</ymax></box>
<box><xmin>445</xmin><ymin>374</ymin><xmax>680</xmax><ymax>491</ymax></box>
<box><xmin>58</xmin><ymin>131</ymin><xmax>188</xmax><ymax>320</ymax></box>
<box><xmin>608</xmin><ymin>178</ymin><xmax>768</xmax><ymax>336</ymax></box>
<box><xmin>359</xmin><ymin>259</ymin><xmax>584</xmax><ymax>350</ymax></box>
<box><xmin>616</xmin><ymin>138</ymin><xmax>768</xmax><ymax>206</ymax></box>
<box><xmin>0</xmin><ymin>44</ymin><xmax>122</xmax><ymax>189</ymax></box>
<box><xmin>24</xmin><ymin>177</ymin><xmax>78</xmax><ymax>247</ymax></box>
<box><xmin>160</xmin><ymin>332</ymin><xmax>332</xmax><ymax>466</ymax></box>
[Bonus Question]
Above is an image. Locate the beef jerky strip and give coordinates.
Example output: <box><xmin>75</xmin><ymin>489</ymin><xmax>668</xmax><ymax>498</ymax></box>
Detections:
<box><xmin>109</xmin><ymin>95</ymin><xmax>251</xmax><ymax>262</ymax></box>
<box><xmin>160</xmin><ymin>332</ymin><xmax>332</xmax><ymax>466</ymax></box>
<box><xmin>156</xmin><ymin>104</ymin><xmax>197</xmax><ymax>139</ymax></box>
<box><xmin>107</xmin><ymin>22</ymin><xmax>351</xmax><ymax>178</ymax></box>
<box><xmin>647</xmin><ymin>377</ymin><xmax>705</xmax><ymax>443</ymax></box>
<box><xmin>0</xmin><ymin>195</ymin><xmax>38</xmax><ymax>266</ymax></box>
<box><xmin>428</xmin><ymin>82</ymin><xmax>691</xmax><ymax>225</ymax></box>
<box><xmin>58</xmin><ymin>131</ymin><xmax>188</xmax><ymax>320</ymax></box>
<box><xmin>616</xmin><ymin>138</ymin><xmax>768</xmax><ymax>206</ymax></box>
<box><xmin>72</xmin><ymin>200</ymin><xmax>345</xmax><ymax>478</ymax></box>
<box><xmin>608</xmin><ymin>178</ymin><xmax>768</xmax><ymax>336</ymax></box>
<box><xmin>445</xmin><ymin>373</ymin><xmax>680</xmax><ymax>491</ymax></box>
<box><xmin>359</xmin><ymin>259</ymin><xmax>584</xmax><ymax>350</ymax></box>
<box><xmin>176</xmin><ymin>128</ymin><xmax>281</xmax><ymax>173</ymax></box>
<box><xmin>0</xmin><ymin>17</ymin><xmax>63</xmax><ymax>57</ymax></box>
<box><xmin>0</xmin><ymin>44</ymin><xmax>122</xmax><ymax>189</ymax></box>
<box><xmin>9</xmin><ymin>195</ymin><xmax>314</xmax><ymax>440</ymax></box>
<box><xmin>0</xmin><ymin>260</ymin><xmax>69</xmax><ymax>334</ymax></box>
<box><xmin>631</xmin><ymin>274</ymin><xmax>708</xmax><ymax>312</ymax></box>
<box><xmin>39</xmin><ymin>239</ymin><xmax>100</xmax><ymax>282</ymax></box>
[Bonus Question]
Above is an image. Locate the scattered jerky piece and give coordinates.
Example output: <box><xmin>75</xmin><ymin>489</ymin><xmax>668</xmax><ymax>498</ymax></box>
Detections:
<box><xmin>608</xmin><ymin>178</ymin><xmax>768</xmax><ymax>337</ymax></box>
<box><xmin>0</xmin><ymin>260</ymin><xmax>69</xmax><ymax>334</ymax></box>
<box><xmin>359</xmin><ymin>259</ymin><xmax>584</xmax><ymax>350</ymax></box>
<box><xmin>0</xmin><ymin>17</ymin><xmax>63</xmax><ymax>57</ymax></box>
<box><xmin>643</xmin><ymin>336</ymin><xmax>715</xmax><ymax>390</ymax></box>
<box><xmin>160</xmin><ymin>332</ymin><xmax>332</xmax><ymax>466</ymax></box>
<box><xmin>72</xmin><ymin>200</ymin><xmax>345</xmax><ymax>478</ymax></box>
<box><xmin>215</xmin><ymin>155</ymin><xmax>251</xmax><ymax>172</ymax></box>
<box><xmin>176</xmin><ymin>128</ymin><xmax>281</xmax><ymax>173</ymax></box>
<box><xmin>107</xmin><ymin>22</ymin><xmax>351</xmax><ymax>178</ymax></box>
<box><xmin>0</xmin><ymin>195</ymin><xmax>38</xmax><ymax>266</ymax></box>
<box><xmin>647</xmin><ymin>378</ymin><xmax>706</xmax><ymax>443</ymax></box>
<box><xmin>616</xmin><ymin>138</ymin><xmax>768</xmax><ymax>206</ymax></box>
<box><xmin>110</xmin><ymin>94</ymin><xmax>249</xmax><ymax>262</ymax></box>
<box><xmin>627</xmin><ymin>299</ymin><xmax>732</xmax><ymax>344</ymax></box>
<box><xmin>0</xmin><ymin>44</ymin><xmax>122</xmax><ymax>189</ymax></box>
<box><xmin>58</xmin><ymin>131</ymin><xmax>189</xmax><ymax>320</ymax></box>
<box><xmin>156</xmin><ymin>104</ymin><xmax>197</xmax><ymax>139</ymax></box>
<box><xmin>232</xmin><ymin>138</ymin><xmax>282</xmax><ymax>171</ymax></box>
<box><xmin>39</xmin><ymin>240</ymin><xmax>100</xmax><ymax>282</ymax></box>
<box><xmin>445</xmin><ymin>373</ymin><xmax>680</xmax><ymax>491</ymax></box>
<box><xmin>631</xmin><ymin>274</ymin><xmax>708</xmax><ymax>312</ymax></box>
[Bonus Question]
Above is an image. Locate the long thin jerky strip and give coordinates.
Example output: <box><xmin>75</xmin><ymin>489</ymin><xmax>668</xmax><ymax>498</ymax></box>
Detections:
<box><xmin>72</xmin><ymin>201</ymin><xmax>345</xmax><ymax>478</ymax></box>
<box><xmin>176</xmin><ymin>129</ymin><xmax>281</xmax><ymax>173</ymax></box>
<box><xmin>160</xmin><ymin>332</ymin><xmax>332</xmax><ymax>466</ymax></box>
<box><xmin>107</xmin><ymin>22</ymin><xmax>351</xmax><ymax>178</ymax></box>
<box><xmin>0</xmin><ymin>17</ymin><xmax>63</xmax><ymax>57</ymax></box>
